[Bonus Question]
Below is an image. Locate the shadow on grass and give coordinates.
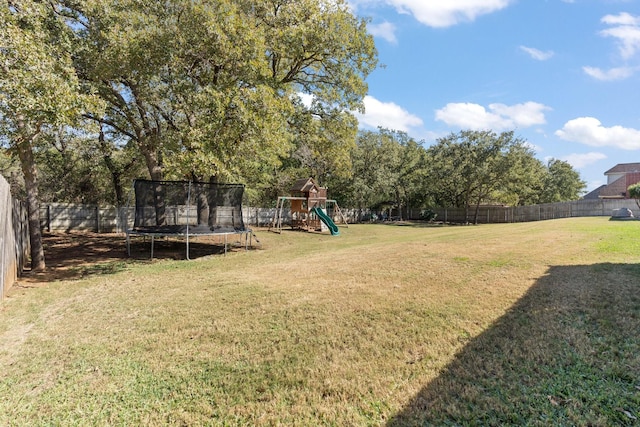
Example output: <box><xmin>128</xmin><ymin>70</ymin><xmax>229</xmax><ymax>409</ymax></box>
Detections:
<box><xmin>21</xmin><ymin>232</ymin><xmax>257</xmax><ymax>283</ymax></box>
<box><xmin>363</xmin><ymin>220</ymin><xmax>449</xmax><ymax>228</ymax></box>
<box><xmin>388</xmin><ymin>263</ymin><xmax>640</xmax><ymax>426</ymax></box>
<box><xmin>127</xmin><ymin>235</ymin><xmax>253</xmax><ymax>261</ymax></box>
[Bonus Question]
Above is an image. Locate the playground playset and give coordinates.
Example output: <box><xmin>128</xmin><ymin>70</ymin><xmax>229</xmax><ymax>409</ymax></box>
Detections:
<box><xmin>269</xmin><ymin>178</ymin><xmax>346</xmax><ymax>235</ymax></box>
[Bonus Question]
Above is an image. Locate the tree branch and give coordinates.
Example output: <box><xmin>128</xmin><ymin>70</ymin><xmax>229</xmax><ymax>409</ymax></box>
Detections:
<box><xmin>82</xmin><ymin>113</ymin><xmax>137</xmax><ymax>141</ymax></box>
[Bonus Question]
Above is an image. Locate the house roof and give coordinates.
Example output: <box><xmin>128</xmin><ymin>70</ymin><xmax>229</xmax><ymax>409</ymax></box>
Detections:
<box><xmin>605</xmin><ymin>163</ymin><xmax>640</xmax><ymax>175</ymax></box>
<box><xmin>598</xmin><ymin>176</ymin><xmax>627</xmax><ymax>198</ymax></box>
<box><xmin>582</xmin><ymin>185</ymin><xmax>606</xmax><ymax>200</ymax></box>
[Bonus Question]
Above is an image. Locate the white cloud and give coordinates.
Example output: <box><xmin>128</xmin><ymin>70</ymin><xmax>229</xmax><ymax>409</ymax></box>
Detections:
<box><xmin>602</xmin><ymin>12</ymin><xmax>640</xmax><ymax>27</ymax></box>
<box><xmin>583</xmin><ymin>13</ymin><xmax>640</xmax><ymax>80</ymax></box>
<box><xmin>561</xmin><ymin>152</ymin><xmax>607</xmax><ymax>169</ymax></box>
<box><xmin>355</xmin><ymin>95</ymin><xmax>424</xmax><ymax>132</ymax></box>
<box><xmin>351</xmin><ymin>0</ymin><xmax>513</xmax><ymax>28</ymax></box>
<box><xmin>519</xmin><ymin>46</ymin><xmax>554</xmax><ymax>61</ymax></box>
<box><xmin>368</xmin><ymin>21</ymin><xmax>398</xmax><ymax>44</ymax></box>
<box><xmin>435</xmin><ymin>102</ymin><xmax>550</xmax><ymax>130</ymax></box>
<box><xmin>582</xmin><ymin>66</ymin><xmax>635</xmax><ymax>81</ymax></box>
<box><xmin>599</xmin><ymin>12</ymin><xmax>640</xmax><ymax>60</ymax></box>
<box><xmin>555</xmin><ymin>117</ymin><xmax>640</xmax><ymax>150</ymax></box>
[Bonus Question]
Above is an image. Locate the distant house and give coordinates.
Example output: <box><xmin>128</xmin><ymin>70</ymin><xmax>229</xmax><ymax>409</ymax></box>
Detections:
<box><xmin>583</xmin><ymin>163</ymin><xmax>640</xmax><ymax>199</ymax></box>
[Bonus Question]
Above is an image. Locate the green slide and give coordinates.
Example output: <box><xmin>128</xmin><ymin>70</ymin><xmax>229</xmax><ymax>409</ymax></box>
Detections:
<box><xmin>311</xmin><ymin>207</ymin><xmax>340</xmax><ymax>236</ymax></box>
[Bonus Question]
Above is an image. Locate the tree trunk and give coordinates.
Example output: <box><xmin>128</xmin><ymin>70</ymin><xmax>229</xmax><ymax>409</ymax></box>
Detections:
<box><xmin>194</xmin><ymin>182</ymin><xmax>209</xmax><ymax>225</ymax></box>
<box><xmin>98</xmin><ymin>128</ymin><xmax>124</xmax><ymax>206</ymax></box>
<box><xmin>474</xmin><ymin>200</ymin><xmax>481</xmax><ymax>225</ymax></box>
<box><xmin>16</xmin><ymin>137</ymin><xmax>45</xmax><ymax>271</ymax></box>
<box><xmin>395</xmin><ymin>189</ymin><xmax>403</xmax><ymax>221</ymax></box>
<box><xmin>139</xmin><ymin>138</ymin><xmax>166</xmax><ymax>225</ymax></box>
<box><xmin>473</xmin><ymin>183</ymin><xmax>486</xmax><ymax>225</ymax></box>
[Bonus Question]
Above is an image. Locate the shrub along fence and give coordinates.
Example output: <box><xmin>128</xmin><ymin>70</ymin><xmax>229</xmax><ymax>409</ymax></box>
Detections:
<box><xmin>0</xmin><ymin>175</ymin><xmax>29</xmax><ymax>299</ymax></box>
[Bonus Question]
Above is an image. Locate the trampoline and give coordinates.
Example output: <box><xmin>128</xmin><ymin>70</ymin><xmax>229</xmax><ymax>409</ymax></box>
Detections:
<box><xmin>125</xmin><ymin>179</ymin><xmax>257</xmax><ymax>259</ymax></box>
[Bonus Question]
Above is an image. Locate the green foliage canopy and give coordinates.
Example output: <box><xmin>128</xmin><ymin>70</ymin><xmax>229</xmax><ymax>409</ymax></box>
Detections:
<box><xmin>423</xmin><ymin>130</ymin><xmax>585</xmax><ymax>222</ymax></box>
<box><xmin>540</xmin><ymin>159</ymin><xmax>586</xmax><ymax>203</ymax></box>
<box><xmin>73</xmin><ymin>0</ymin><xmax>377</xmax><ymax>184</ymax></box>
<box><xmin>332</xmin><ymin>128</ymin><xmax>426</xmax><ymax>216</ymax></box>
<box><xmin>0</xmin><ymin>0</ymin><xmax>99</xmax><ymax>269</ymax></box>
<box><xmin>425</xmin><ymin>130</ymin><xmax>527</xmax><ymax>222</ymax></box>
<box><xmin>628</xmin><ymin>182</ymin><xmax>640</xmax><ymax>209</ymax></box>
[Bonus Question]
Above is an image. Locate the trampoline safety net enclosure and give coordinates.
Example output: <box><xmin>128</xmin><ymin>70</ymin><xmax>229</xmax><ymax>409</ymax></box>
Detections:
<box><xmin>126</xmin><ymin>180</ymin><xmax>256</xmax><ymax>259</ymax></box>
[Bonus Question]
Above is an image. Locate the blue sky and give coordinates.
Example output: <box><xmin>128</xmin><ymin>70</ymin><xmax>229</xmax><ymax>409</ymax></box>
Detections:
<box><xmin>347</xmin><ymin>0</ymin><xmax>640</xmax><ymax>192</ymax></box>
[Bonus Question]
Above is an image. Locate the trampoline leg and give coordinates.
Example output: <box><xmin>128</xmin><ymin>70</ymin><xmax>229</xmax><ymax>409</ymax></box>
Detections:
<box><xmin>224</xmin><ymin>234</ymin><xmax>227</xmax><ymax>256</ymax></box>
<box><xmin>126</xmin><ymin>232</ymin><xmax>131</xmax><ymax>257</ymax></box>
<box><xmin>186</xmin><ymin>234</ymin><xmax>190</xmax><ymax>261</ymax></box>
<box><xmin>151</xmin><ymin>235</ymin><xmax>154</xmax><ymax>260</ymax></box>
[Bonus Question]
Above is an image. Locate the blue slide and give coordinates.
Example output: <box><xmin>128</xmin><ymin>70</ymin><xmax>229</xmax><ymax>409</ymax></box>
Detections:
<box><xmin>311</xmin><ymin>207</ymin><xmax>340</xmax><ymax>236</ymax></box>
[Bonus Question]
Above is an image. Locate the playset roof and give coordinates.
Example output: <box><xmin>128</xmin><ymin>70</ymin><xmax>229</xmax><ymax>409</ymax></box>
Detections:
<box><xmin>290</xmin><ymin>177</ymin><xmax>323</xmax><ymax>193</ymax></box>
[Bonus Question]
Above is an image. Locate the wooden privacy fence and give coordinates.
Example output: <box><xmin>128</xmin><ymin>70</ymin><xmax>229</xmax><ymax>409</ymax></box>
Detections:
<box><xmin>0</xmin><ymin>175</ymin><xmax>29</xmax><ymax>299</ymax></box>
<box><xmin>38</xmin><ymin>204</ymin><xmax>364</xmax><ymax>232</ymax></box>
<box><xmin>31</xmin><ymin>199</ymin><xmax>640</xmax><ymax>234</ymax></box>
<box><xmin>41</xmin><ymin>204</ymin><xmax>123</xmax><ymax>233</ymax></box>
<box><xmin>37</xmin><ymin>204</ymin><xmax>274</xmax><ymax>233</ymax></box>
<box><xmin>408</xmin><ymin>199</ymin><xmax>640</xmax><ymax>224</ymax></box>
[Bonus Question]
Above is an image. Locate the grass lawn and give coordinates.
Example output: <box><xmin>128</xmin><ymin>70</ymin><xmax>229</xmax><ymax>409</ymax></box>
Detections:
<box><xmin>1</xmin><ymin>217</ymin><xmax>639</xmax><ymax>426</ymax></box>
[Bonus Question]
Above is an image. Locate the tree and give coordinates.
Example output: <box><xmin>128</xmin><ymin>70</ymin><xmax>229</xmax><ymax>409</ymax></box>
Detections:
<box><xmin>333</xmin><ymin>128</ymin><xmax>426</xmax><ymax>218</ymax></box>
<box><xmin>332</xmin><ymin>129</ymin><xmax>384</xmax><ymax>210</ymax></box>
<box><xmin>627</xmin><ymin>183</ymin><xmax>640</xmax><ymax>209</ymax></box>
<box><xmin>0</xmin><ymin>147</ymin><xmax>24</xmax><ymax>197</ymax></box>
<box><xmin>72</xmin><ymin>0</ymin><xmax>377</xmax><ymax>187</ymax></box>
<box><xmin>34</xmin><ymin>124</ymin><xmax>145</xmax><ymax>206</ymax></box>
<box><xmin>0</xmin><ymin>1</ymin><xmax>95</xmax><ymax>270</ymax></box>
<box><xmin>494</xmin><ymin>143</ymin><xmax>546</xmax><ymax>206</ymax></box>
<box><xmin>287</xmin><ymin>102</ymin><xmax>359</xmax><ymax>184</ymax></box>
<box><xmin>426</xmin><ymin>130</ymin><xmax>534</xmax><ymax>223</ymax></box>
<box><xmin>96</xmin><ymin>126</ymin><xmax>146</xmax><ymax>206</ymax></box>
<box><xmin>540</xmin><ymin>159</ymin><xmax>586</xmax><ymax>203</ymax></box>
<box><xmin>377</xmin><ymin>129</ymin><xmax>426</xmax><ymax>220</ymax></box>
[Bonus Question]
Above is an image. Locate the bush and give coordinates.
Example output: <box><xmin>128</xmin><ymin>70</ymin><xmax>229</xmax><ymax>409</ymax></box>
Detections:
<box><xmin>420</xmin><ymin>209</ymin><xmax>437</xmax><ymax>222</ymax></box>
<box><xmin>628</xmin><ymin>183</ymin><xmax>640</xmax><ymax>209</ymax></box>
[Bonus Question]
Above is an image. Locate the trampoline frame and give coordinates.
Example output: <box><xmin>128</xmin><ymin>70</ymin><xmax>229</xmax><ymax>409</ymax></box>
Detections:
<box><xmin>125</xmin><ymin>180</ymin><xmax>256</xmax><ymax>259</ymax></box>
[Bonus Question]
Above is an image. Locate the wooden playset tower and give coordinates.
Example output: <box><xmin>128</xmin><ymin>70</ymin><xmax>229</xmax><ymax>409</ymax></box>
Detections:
<box><xmin>289</xmin><ymin>178</ymin><xmax>327</xmax><ymax>230</ymax></box>
<box><xmin>270</xmin><ymin>178</ymin><xmax>345</xmax><ymax>234</ymax></box>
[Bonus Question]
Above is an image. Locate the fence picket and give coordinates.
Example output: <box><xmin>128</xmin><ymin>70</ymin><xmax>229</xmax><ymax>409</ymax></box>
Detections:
<box><xmin>1</xmin><ymin>175</ymin><xmax>29</xmax><ymax>298</ymax></box>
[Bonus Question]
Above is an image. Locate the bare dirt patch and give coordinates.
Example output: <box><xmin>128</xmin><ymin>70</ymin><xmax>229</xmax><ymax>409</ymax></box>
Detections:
<box><xmin>18</xmin><ymin>232</ymin><xmax>241</xmax><ymax>284</ymax></box>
